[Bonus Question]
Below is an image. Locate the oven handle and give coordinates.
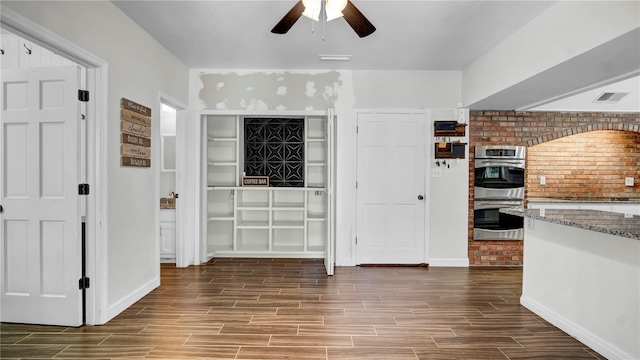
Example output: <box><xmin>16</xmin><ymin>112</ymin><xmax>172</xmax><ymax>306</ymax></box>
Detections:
<box><xmin>474</xmin><ymin>200</ymin><xmax>523</xmax><ymax>210</ymax></box>
<box><xmin>475</xmin><ymin>159</ymin><xmax>525</xmax><ymax>168</ymax></box>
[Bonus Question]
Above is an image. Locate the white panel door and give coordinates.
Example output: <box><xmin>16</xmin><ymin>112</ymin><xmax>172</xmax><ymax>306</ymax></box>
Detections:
<box><xmin>1</xmin><ymin>66</ymin><xmax>82</xmax><ymax>326</ymax></box>
<box><xmin>324</xmin><ymin>110</ymin><xmax>335</xmax><ymax>276</ymax></box>
<box><xmin>356</xmin><ymin>112</ymin><xmax>427</xmax><ymax>264</ymax></box>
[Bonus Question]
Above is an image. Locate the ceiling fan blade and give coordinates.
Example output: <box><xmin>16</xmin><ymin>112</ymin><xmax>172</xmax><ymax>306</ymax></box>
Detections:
<box><xmin>271</xmin><ymin>0</ymin><xmax>305</xmax><ymax>34</ymax></box>
<box><xmin>342</xmin><ymin>0</ymin><xmax>376</xmax><ymax>38</ymax></box>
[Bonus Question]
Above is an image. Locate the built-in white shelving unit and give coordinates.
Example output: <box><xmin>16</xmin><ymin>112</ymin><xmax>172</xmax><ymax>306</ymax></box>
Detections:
<box><xmin>203</xmin><ymin>114</ymin><xmax>331</xmax><ymax>259</ymax></box>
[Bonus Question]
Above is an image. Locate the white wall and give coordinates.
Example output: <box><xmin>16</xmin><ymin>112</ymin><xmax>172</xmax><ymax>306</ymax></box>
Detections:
<box><xmin>462</xmin><ymin>1</ymin><xmax>640</xmax><ymax>108</ymax></box>
<box><xmin>522</xmin><ymin>218</ymin><xmax>639</xmax><ymax>359</ymax></box>
<box><xmin>428</xmin><ymin>108</ymin><xmax>469</xmax><ymax>266</ymax></box>
<box><xmin>350</xmin><ymin>71</ymin><xmax>468</xmax><ymax>266</ymax></box>
<box><xmin>189</xmin><ymin>69</ymin><xmax>469</xmax><ymax>266</ymax></box>
<box><xmin>3</xmin><ymin>1</ymin><xmax>189</xmax><ymax>322</ymax></box>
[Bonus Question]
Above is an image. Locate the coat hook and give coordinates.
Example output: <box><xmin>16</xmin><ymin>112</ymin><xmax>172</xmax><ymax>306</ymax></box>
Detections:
<box><xmin>0</xmin><ymin>49</ymin><xmax>4</xmax><ymax>55</ymax></box>
<box><xmin>23</xmin><ymin>44</ymin><xmax>32</xmax><ymax>55</ymax></box>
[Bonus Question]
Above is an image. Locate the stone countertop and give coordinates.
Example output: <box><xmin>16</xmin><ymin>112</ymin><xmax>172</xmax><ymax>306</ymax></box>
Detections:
<box><xmin>500</xmin><ymin>208</ymin><xmax>640</xmax><ymax>240</ymax></box>
<box><xmin>527</xmin><ymin>197</ymin><xmax>640</xmax><ymax>204</ymax></box>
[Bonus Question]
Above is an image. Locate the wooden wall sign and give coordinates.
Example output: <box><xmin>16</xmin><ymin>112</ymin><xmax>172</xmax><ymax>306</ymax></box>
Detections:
<box><xmin>120</xmin><ymin>98</ymin><xmax>151</xmax><ymax>168</ymax></box>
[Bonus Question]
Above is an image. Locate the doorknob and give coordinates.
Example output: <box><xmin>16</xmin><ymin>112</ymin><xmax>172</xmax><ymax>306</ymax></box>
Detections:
<box><xmin>417</xmin><ymin>195</ymin><xmax>424</xmax><ymax>200</ymax></box>
<box><xmin>0</xmin><ymin>204</ymin><xmax>3</xmax><ymax>213</ymax></box>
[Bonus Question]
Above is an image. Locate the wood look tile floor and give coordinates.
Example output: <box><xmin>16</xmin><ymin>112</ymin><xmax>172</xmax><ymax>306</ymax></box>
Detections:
<box><xmin>1</xmin><ymin>258</ymin><xmax>605</xmax><ymax>359</ymax></box>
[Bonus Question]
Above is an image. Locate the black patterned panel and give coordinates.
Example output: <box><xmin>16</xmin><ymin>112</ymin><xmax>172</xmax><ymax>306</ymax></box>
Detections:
<box><xmin>244</xmin><ymin>118</ymin><xmax>304</xmax><ymax>187</ymax></box>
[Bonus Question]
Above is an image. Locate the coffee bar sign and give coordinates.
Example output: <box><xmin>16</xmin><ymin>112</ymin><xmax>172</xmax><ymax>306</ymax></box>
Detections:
<box><xmin>121</xmin><ymin>98</ymin><xmax>151</xmax><ymax>167</ymax></box>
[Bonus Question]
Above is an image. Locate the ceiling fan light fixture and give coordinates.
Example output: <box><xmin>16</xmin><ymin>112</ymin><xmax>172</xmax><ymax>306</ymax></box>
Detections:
<box><xmin>271</xmin><ymin>0</ymin><xmax>375</xmax><ymax>38</ymax></box>
<box><xmin>301</xmin><ymin>0</ymin><xmax>321</xmax><ymax>21</ymax></box>
<box><xmin>302</xmin><ymin>0</ymin><xmax>348</xmax><ymax>22</ymax></box>
<box><xmin>326</xmin><ymin>0</ymin><xmax>348</xmax><ymax>21</ymax></box>
<box><xmin>302</xmin><ymin>0</ymin><xmax>322</xmax><ymax>21</ymax></box>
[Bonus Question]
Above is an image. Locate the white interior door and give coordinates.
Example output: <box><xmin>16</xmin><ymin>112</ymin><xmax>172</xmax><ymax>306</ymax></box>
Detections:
<box><xmin>356</xmin><ymin>112</ymin><xmax>427</xmax><ymax>265</ymax></box>
<box><xmin>1</xmin><ymin>66</ymin><xmax>82</xmax><ymax>326</ymax></box>
<box><xmin>324</xmin><ymin>110</ymin><xmax>335</xmax><ymax>275</ymax></box>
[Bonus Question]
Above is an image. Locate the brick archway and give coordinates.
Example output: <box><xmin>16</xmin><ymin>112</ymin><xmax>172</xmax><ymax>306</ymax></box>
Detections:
<box><xmin>526</xmin><ymin>122</ymin><xmax>640</xmax><ymax>147</ymax></box>
<box><xmin>468</xmin><ymin>111</ymin><xmax>640</xmax><ymax>266</ymax></box>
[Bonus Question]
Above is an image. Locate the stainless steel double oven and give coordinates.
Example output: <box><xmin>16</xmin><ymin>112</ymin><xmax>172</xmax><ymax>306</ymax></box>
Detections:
<box><xmin>473</xmin><ymin>145</ymin><xmax>525</xmax><ymax>240</ymax></box>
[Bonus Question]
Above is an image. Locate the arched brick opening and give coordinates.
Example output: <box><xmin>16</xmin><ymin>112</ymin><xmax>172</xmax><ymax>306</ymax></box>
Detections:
<box><xmin>525</xmin><ymin>122</ymin><xmax>640</xmax><ymax>146</ymax></box>
<box><xmin>526</xmin><ymin>127</ymin><xmax>640</xmax><ymax>199</ymax></box>
<box><xmin>467</xmin><ymin>111</ymin><xmax>640</xmax><ymax>266</ymax></box>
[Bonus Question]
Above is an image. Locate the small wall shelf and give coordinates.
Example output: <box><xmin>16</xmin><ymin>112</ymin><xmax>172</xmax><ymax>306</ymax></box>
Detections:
<box><xmin>434</xmin><ymin>142</ymin><xmax>467</xmax><ymax>159</ymax></box>
<box><xmin>434</xmin><ymin>121</ymin><xmax>466</xmax><ymax>137</ymax></box>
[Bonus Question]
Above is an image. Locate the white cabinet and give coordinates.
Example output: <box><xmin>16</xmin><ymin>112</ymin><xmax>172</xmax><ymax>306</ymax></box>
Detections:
<box><xmin>159</xmin><ymin>209</ymin><xmax>176</xmax><ymax>262</ymax></box>
<box><xmin>203</xmin><ymin>114</ymin><xmax>331</xmax><ymax>259</ymax></box>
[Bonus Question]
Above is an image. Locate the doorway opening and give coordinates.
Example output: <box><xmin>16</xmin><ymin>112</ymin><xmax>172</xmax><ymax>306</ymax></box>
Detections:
<box><xmin>159</xmin><ymin>103</ymin><xmax>177</xmax><ymax>263</ymax></box>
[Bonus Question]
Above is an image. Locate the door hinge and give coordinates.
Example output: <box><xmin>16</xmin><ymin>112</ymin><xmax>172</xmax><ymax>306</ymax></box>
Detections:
<box><xmin>78</xmin><ymin>183</ymin><xmax>90</xmax><ymax>195</ymax></box>
<box><xmin>355</xmin><ymin>237</ymin><xmax>358</xmax><ymax>245</ymax></box>
<box><xmin>78</xmin><ymin>277</ymin><xmax>90</xmax><ymax>290</ymax></box>
<box><xmin>356</xmin><ymin>181</ymin><xmax>358</xmax><ymax>189</ymax></box>
<box><xmin>78</xmin><ymin>90</ymin><xmax>90</xmax><ymax>102</ymax></box>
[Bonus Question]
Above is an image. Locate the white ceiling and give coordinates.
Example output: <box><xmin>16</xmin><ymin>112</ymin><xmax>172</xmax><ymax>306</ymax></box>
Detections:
<box><xmin>112</xmin><ymin>0</ymin><xmax>639</xmax><ymax>111</ymax></box>
<box><xmin>531</xmin><ymin>76</ymin><xmax>640</xmax><ymax>112</ymax></box>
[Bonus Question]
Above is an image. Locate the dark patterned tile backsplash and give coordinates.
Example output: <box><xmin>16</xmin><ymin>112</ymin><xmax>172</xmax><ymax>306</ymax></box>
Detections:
<box><xmin>244</xmin><ymin>118</ymin><xmax>304</xmax><ymax>187</ymax></box>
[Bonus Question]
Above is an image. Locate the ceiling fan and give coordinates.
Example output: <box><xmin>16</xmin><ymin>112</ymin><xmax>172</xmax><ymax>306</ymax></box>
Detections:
<box><xmin>271</xmin><ymin>0</ymin><xmax>376</xmax><ymax>38</ymax></box>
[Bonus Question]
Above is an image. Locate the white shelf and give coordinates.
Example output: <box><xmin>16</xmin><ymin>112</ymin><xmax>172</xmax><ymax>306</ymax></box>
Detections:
<box><xmin>306</xmin><ymin>213</ymin><xmax>326</xmax><ymax>220</ymax></box>
<box><xmin>208</xmin><ymin>162</ymin><xmax>237</xmax><ymax>166</ymax></box>
<box><xmin>237</xmin><ymin>204</ymin><xmax>269</xmax><ymax>210</ymax></box>
<box><xmin>272</xmin><ymin>203</ymin><xmax>305</xmax><ymax>210</ymax></box>
<box><xmin>208</xmin><ymin>216</ymin><xmax>234</xmax><ymax>221</ymax></box>
<box><xmin>236</xmin><ymin>243</ymin><xmax>270</xmax><ymax>252</ymax></box>
<box><xmin>307</xmin><ymin>116</ymin><xmax>326</xmax><ymax>140</ymax></box>
<box><xmin>207</xmin><ymin>136</ymin><xmax>237</xmax><ymax>142</ymax></box>
<box><xmin>237</xmin><ymin>221</ymin><xmax>270</xmax><ymax>229</ymax></box>
<box><xmin>208</xmin><ymin>186</ymin><xmax>326</xmax><ymax>191</ymax></box>
<box><xmin>272</xmin><ymin>221</ymin><xmax>305</xmax><ymax>228</ymax></box>
<box><xmin>272</xmin><ymin>244</ymin><xmax>305</xmax><ymax>252</ymax></box>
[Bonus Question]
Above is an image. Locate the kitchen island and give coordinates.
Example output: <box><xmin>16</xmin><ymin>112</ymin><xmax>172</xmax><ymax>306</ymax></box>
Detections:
<box><xmin>502</xmin><ymin>208</ymin><xmax>639</xmax><ymax>360</ymax></box>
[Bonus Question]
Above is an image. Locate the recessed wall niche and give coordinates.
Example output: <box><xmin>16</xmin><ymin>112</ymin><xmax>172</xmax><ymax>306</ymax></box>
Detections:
<box><xmin>244</xmin><ymin>118</ymin><xmax>304</xmax><ymax>187</ymax></box>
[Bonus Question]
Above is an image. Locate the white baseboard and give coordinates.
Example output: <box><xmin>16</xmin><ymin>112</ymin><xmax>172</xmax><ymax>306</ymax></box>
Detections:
<box><xmin>105</xmin><ymin>277</ymin><xmax>160</xmax><ymax>323</ymax></box>
<box><xmin>428</xmin><ymin>258</ymin><xmax>469</xmax><ymax>267</ymax></box>
<box><xmin>335</xmin><ymin>257</ymin><xmax>353</xmax><ymax>267</ymax></box>
<box><xmin>335</xmin><ymin>257</ymin><xmax>470</xmax><ymax>267</ymax></box>
<box><xmin>521</xmin><ymin>295</ymin><xmax>634</xmax><ymax>360</ymax></box>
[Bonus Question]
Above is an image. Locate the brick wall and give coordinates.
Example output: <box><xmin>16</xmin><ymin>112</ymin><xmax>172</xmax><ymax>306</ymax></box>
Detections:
<box><xmin>468</xmin><ymin>111</ymin><xmax>640</xmax><ymax>266</ymax></box>
<box><xmin>528</xmin><ymin>130</ymin><xmax>640</xmax><ymax>199</ymax></box>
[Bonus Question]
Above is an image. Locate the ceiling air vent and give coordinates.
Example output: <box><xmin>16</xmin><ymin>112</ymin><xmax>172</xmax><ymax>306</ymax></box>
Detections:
<box><xmin>593</xmin><ymin>91</ymin><xmax>629</xmax><ymax>103</ymax></box>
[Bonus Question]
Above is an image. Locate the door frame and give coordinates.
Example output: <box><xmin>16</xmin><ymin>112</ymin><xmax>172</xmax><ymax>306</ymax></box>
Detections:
<box><xmin>1</xmin><ymin>5</ymin><xmax>109</xmax><ymax>325</ymax></box>
<box><xmin>158</xmin><ymin>92</ymin><xmax>189</xmax><ymax>267</ymax></box>
<box><xmin>353</xmin><ymin>109</ymin><xmax>431</xmax><ymax>265</ymax></box>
